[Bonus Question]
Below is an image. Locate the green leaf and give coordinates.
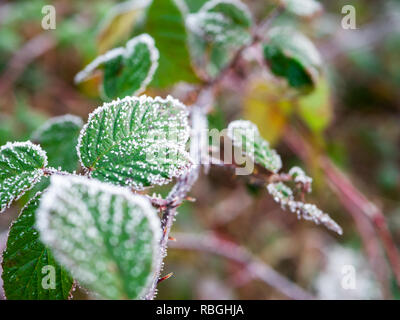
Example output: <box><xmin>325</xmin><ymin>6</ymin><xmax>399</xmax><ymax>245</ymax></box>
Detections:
<box><xmin>36</xmin><ymin>175</ymin><xmax>161</xmax><ymax>299</ymax></box>
<box><xmin>263</xmin><ymin>27</ymin><xmax>322</xmax><ymax>93</ymax></box>
<box><xmin>297</xmin><ymin>76</ymin><xmax>332</xmax><ymax>133</ymax></box>
<box><xmin>187</xmin><ymin>0</ymin><xmax>253</xmax><ymax>78</ymax></box>
<box><xmin>199</xmin><ymin>0</ymin><xmax>252</xmax><ymax>27</ymax></box>
<box><xmin>2</xmin><ymin>194</ymin><xmax>73</xmax><ymax>299</ymax></box>
<box><xmin>75</xmin><ymin>34</ymin><xmax>159</xmax><ymax>100</ymax></box>
<box><xmin>144</xmin><ymin>0</ymin><xmax>199</xmax><ymax>88</ymax></box>
<box><xmin>0</xmin><ymin>141</ymin><xmax>47</xmax><ymax>213</ymax></box>
<box><xmin>78</xmin><ymin>95</ymin><xmax>191</xmax><ymax>190</ymax></box>
<box><xmin>32</xmin><ymin>115</ymin><xmax>83</xmax><ymax>173</ymax></box>
<box><xmin>227</xmin><ymin>120</ymin><xmax>282</xmax><ymax>173</ymax></box>
<box><xmin>184</xmin><ymin>0</ymin><xmax>209</xmax><ymax>12</ymax></box>
<box><xmin>278</xmin><ymin>0</ymin><xmax>323</xmax><ymax>18</ymax></box>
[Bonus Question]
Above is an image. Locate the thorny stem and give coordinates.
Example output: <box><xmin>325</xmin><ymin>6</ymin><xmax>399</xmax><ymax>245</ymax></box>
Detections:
<box><xmin>144</xmin><ymin>8</ymin><xmax>284</xmax><ymax>300</ymax></box>
<box><xmin>169</xmin><ymin>232</ymin><xmax>315</xmax><ymax>300</ymax></box>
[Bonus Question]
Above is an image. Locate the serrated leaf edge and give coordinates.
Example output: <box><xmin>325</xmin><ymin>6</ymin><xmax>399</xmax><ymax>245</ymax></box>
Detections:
<box><xmin>35</xmin><ymin>174</ymin><xmax>162</xmax><ymax>299</ymax></box>
<box><xmin>74</xmin><ymin>34</ymin><xmax>159</xmax><ymax>97</ymax></box>
<box><xmin>0</xmin><ymin>141</ymin><xmax>48</xmax><ymax>213</ymax></box>
<box><xmin>76</xmin><ymin>95</ymin><xmax>192</xmax><ymax>188</ymax></box>
<box><xmin>31</xmin><ymin>114</ymin><xmax>83</xmax><ymax>142</ymax></box>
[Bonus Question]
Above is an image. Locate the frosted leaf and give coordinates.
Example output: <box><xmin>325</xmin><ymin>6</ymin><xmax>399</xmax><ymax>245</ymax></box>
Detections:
<box><xmin>288</xmin><ymin>166</ymin><xmax>312</xmax><ymax>192</ymax></box>
<box><xmin>279</xmin><ymin>0</ymin><xmax>323</xmax><ymax>18</ymax></box>
<box><xmin>36</xmin><ymin>175</ymin><xmax>162</xmax><ymax>300</ymax></box>
<box><xmin>0</xmin><ymin>141</ymin><xmax>47</xmax><ymax>213</ymax></box>
<box><xmin>267</xmin><ymin>182</ymin><xmax>342</xmax><ymax>234</ymax></box>
<box><xmin>74</xmin><ymin>34</ymin><xmax>159</xmax><ymax>100</ymax></box>
<box><xmin>77</xmin><ymin>95</ymin><xmax>192</xmax><ymax>190</ymax></box>
<box><xmin>263</xmin><ymin>27</ymin><xmax>322</xmax><ymax>92</ymax></box>
<box><xmin>227</xmin><ymin>120</ymin><xmax>282</xmax><ymax>173</ymax></box>
<box><xmin>2</xmin><ymin>193</ymin><xmax>73</xmax><ymax>299</ymax></box>
<box><xmin>187</xmin><ymin>0</ymin><xmax>252</xmax><ymax>47</ymax></box>
<box><xmin>32</xmin><ymin>115</ymin><xmax>83</xmax><ymax>173</ymax></box>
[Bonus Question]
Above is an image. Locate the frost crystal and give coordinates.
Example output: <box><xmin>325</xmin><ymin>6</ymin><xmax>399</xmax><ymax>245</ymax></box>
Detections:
<box><xmin>31</xmin><ymin>114</ymin><xmax>83</xmax><ymax>142</ymax></box>
<box><xmin>36</xmin><ymin>175</ymin><xmax>162</xmax><ymax>300</ymax></box>
<box><xmin>0</xmin><ymin>141</ymin><xmax>47</xmax><ymax>213</ymax></box>
<box><xmin>74</xmin><ymin>33</ymin><xmax>159</xmax><ymax>99</ymax></box>
<box><xmin>77</xmin><ymin>95</ymin><xmax>192</xmax><ymax>190</ymax></box>
<box><xmin>267</xmin><ymin>182</ymin><xmax>342</xmax><ymax>234</ymax></box>
<box><xmin>187</xmin><ymin>0</ymin><xmax>252</xmax><ymax>47</ymax></box>
<box><xmin>279</xmin><ymin>0</ymin><xmax>323</xmax><ymax>18</ymax></box>
<box><xmin>288</xmin><ymin>166</ymin><xmax>312</xmax><ymax>192</ymax></box>
<box><xmin>227</xmin><ymin>120</ymin><xmax>282</xmax><ymax>173</ymax></box>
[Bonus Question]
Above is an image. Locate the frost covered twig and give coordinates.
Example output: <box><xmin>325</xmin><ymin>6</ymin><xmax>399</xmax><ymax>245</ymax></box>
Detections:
<box><xmin>284</xmin><ymin>126</ymin><xmax>398</xmax><ymax>295</ymax></box>
<box><xmin>169</xmin><ymin>232</ymin><xmax>315</xmax><ymax>300</ymax></box>
<box><xmin>145</xmin><ymin>87</ymin><xmax>214</xmax><ymax>300</ymax></box>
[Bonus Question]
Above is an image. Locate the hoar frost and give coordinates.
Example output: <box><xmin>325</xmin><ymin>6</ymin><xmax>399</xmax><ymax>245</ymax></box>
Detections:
<box><xmin>77</xmin><ymin>95</ymin><xmax>192</xmax><ymax>190</ymax></box>
<box><xmin>0</xmin><ymin>141</ymin><xmax>48</xmax><ymax>213</ymax></box>
<box><xmin>36</xmin><ymin>174</ymin><xmax>162</xmax><ymax>299</ymax></box>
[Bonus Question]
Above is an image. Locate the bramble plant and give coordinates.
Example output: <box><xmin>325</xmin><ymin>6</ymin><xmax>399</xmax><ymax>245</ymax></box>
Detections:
<box><xmin>1</xmin><ymin>0</ymin><xmax>344</xmax><ymax>300</ymax></box>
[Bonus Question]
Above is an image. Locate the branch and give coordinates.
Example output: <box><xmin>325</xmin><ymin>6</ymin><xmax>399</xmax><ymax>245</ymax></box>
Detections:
<box><xmin>169</xmin><ymin>232</ymin><xmax>315</xmax><ymax>300</ymax></box>
<box><xmin>283</xmin><ymin>127</ymin><xmax>396</xmax><ymax>297</ymax></box>
<box><xmin>144</xmin><ymin>8</ymin><xmax>284</xmax><ymax>299</ymax></box>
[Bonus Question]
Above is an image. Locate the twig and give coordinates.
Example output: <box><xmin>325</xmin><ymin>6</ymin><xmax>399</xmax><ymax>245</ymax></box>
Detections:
<box><xmin>0</xmin><ymin>230</ymin><xmax>8</xmax><ymax>300</ymax></box>
<box><xmin>169</xmin><ymin>232</ymin><xmax>315</xmax><ymax>300</ymax></box>
<box><xmin>144</xmin><ymin>87</ymin><xmax>214</xmax><ymax>300</ymax></box>
<box><xmin>144</xmin><ymin>9</ymin><xmax>283</xmax><ymax>299</ymax></box>
<box><xmin>283</xmin><ymin>127</ymin><xmax>396</xmax><ymax>297</ymax></box>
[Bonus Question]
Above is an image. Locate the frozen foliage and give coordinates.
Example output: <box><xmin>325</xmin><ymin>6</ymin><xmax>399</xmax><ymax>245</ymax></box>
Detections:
<box><xmin>314</xmin><ymin>245</ymin><xmax>382</xmax><ymax>299</ymax></box>
<box><xmin>32</xmin><ymin>115</ymin><xmax>83</xmax><ymax>173</ymax></box>
<box><xmin>279</xmin><ymin>0</ymin><xmax>323</xmax><ymax>18</ymax></box>
<box><xmin>74</xmin><ymin>34</ymin><xmax>159</xmax><ymax>99</ymax></box>
<box><xmin>0</xmin><ymin>141</ymin><xmax>47</xmax><ymax>213</ymax></box>
<box><xmin>263</xmin><ymin>27</ymin><xmax>322</xmax><ymax>91</ymax></box>
<box><xmin>77</xmin><ymin>95</ymin><xmax>192</xmax><ymax>190</ymax></box>
<box><xmin>186</xmin><ymin>0</ymin><xmax>252</xmax><ymax>47</ymax></box>
<box><xmin>267</xmin><ymin>182</ymin><xmax>342</xmax><ymax>234</ymax></box>
<box><xmin>36</xmin><ymin>175</ymin><xmax>162</xmax><ymax>300</ymax></box>
<box><xmin>227</xmin><ymin>120</ymin><xmax>282</xmax><ymax>173</ymax></box>
<box><xmin>288</xmin><ymin>166</ymin><xmax>312</xmax><ymax>192</ymax></box>
<box><xmin>2</xmin><ymin>193</ymin><xmax>73</xmax><ymax>299</ymax></box>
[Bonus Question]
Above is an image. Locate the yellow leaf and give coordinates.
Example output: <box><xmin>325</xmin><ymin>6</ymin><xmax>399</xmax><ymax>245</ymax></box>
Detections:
<box><xmin>243</xmin><ymin>78</ymin><xmax>292</xmax><ymax>145</ymax></box>
<box><xmin>97</xmin><ymin>0</ymin><xmax>149</xmax><ymax>54</ymax></box>
<box><xmin>297</xmin><ymin>76</ymin><xmax>333</xmax><ymax>133</ymax></box>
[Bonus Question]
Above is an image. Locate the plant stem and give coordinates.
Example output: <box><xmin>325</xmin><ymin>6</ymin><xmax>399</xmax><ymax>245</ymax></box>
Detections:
<box><xmin>144</xmin><ymin>8</ymin><xmax>284</xmax><ymax>300</ymax></box>
<box><xmin>283</xmin><ymin>126</ymin><xmax>398</xmax><ymax>297</ymax></box>
<box><xmin>170</xmin><ymin>232</ymin><xmax>315</xmax><ymax>300</ymax></box>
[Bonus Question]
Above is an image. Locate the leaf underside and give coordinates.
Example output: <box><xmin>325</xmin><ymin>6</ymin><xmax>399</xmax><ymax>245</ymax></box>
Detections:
<box><xmin>263</xmin><ymin>27</ymin><xmax>322</xmax><ymax>93</ymax></box>
<box><xmin>36</xmin><ymin>175</ymin><xmax>161</xmax><ymax>300</ymax></box>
